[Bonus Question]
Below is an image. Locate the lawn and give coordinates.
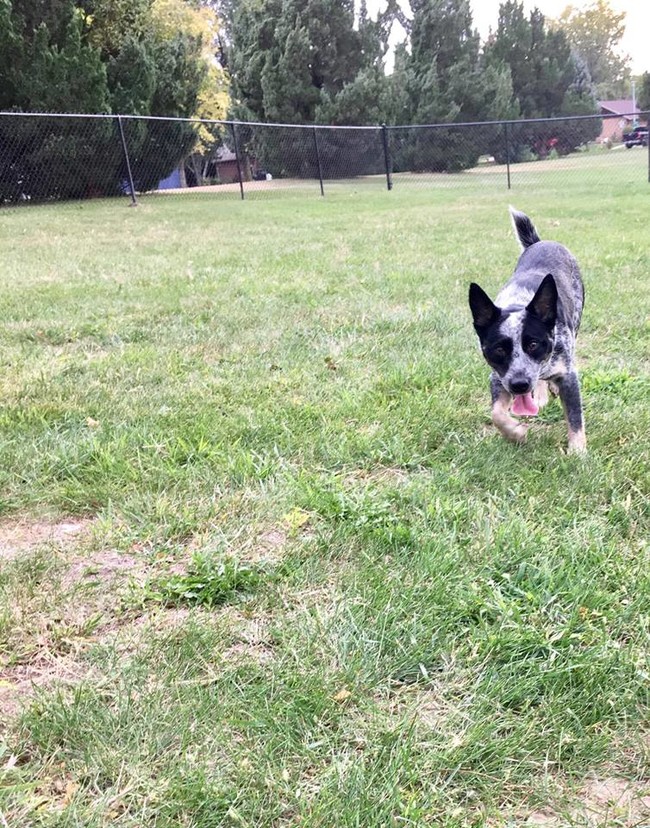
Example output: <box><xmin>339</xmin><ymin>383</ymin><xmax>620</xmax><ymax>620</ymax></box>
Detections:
<box><xmin>1</xmin><ymin>150</ymin><xmax>650</xmax><ymax>826</ymax></box>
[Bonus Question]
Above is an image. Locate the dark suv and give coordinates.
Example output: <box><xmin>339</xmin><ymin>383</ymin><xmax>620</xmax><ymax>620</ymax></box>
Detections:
<box><xmin>623</xmin><ymin>126</ymin><xmax>649</xmax><ymax>148</ymax></box>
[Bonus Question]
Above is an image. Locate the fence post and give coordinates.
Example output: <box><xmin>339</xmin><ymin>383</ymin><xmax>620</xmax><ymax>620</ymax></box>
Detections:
<box><xmin>381</xmin><ymin>124</ymin><xmax>393</xmax><ymax>191</ymax></box>
<box><xmin>118</xmin><ymin>116</ymin><xmax>137</xmax><ymax>206</ymax></box>
<box><xmin>230</xmin><ymin>122</ymin><xmax>245</xmax><ymax>200</ymax></box>
<box><xmin>312</xmin><ymin>126</ymin><xmax>325</xmax><ymax>196</ymax></box>
<box><xmin>503</xmin><ymin>121</ymin><xmax>512</xmax><ymax>191</ymax></box>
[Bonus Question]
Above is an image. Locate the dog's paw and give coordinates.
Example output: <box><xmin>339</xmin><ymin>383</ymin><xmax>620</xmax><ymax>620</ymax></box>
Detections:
<box><xmin>534</xmin><ymin>380</ymin><xmax>549</xmax><ymax>409</ymax></box>
<box><xmin>504</xmin><ymin>421</ymin><xmax>529</xmax><ymax>444</ymax></box>
<box><xmin>567</xmin><ymin>429</ymin><xmax>587</xmax><ymax>455</ymax></box>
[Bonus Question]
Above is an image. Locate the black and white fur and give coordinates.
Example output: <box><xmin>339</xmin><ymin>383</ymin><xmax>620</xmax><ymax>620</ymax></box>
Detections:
<box><xmin>468</xmin><ymin>208</ymin><xmax>586</xmax><ymax>454</ymax></box>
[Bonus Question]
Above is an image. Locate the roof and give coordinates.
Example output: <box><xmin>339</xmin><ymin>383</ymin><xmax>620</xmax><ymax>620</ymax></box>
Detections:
<box><xmin>599</xmin><ymin>99</ymin><xmax>640</xmax><ymax>116</ymax></box>
<box><xmin>215</xmin><ymin>146</ymin><xmax>237</xmax><ymax>162</ymax></box>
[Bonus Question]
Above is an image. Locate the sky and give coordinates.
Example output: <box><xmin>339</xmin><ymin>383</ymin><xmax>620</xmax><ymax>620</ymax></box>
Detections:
<box><xmin>373</xmin><ymin>1</ymin><xmax>649</xmax><ymax>77</ymax></box>
<box><xmin>472</xmin><ymin>1</ymin><xmax>648</xmax><ymax>75</ymax></box>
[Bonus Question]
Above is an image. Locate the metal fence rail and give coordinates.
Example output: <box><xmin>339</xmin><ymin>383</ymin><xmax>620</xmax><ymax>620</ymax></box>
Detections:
<box><xmin>0</xmin><ymin>110</ymin><xmax>648</xmax><ymax>206</ymax></box>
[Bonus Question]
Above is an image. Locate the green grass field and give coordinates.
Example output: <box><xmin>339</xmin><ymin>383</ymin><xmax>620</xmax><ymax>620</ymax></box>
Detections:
<box><xmin>1</xmin><ymin>148</ymin><xmax>650</xmax><ymax>826</ymax></box>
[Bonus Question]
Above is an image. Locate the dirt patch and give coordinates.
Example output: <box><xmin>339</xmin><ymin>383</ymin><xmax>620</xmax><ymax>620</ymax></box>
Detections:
<box><xmin>0</xmin><ymin>654</ymin><xmax>96</xmax><ymax>726</ymax></box>
<box><xmin>251</xmin><ymin>527</ymin><xmax>288</xmax><ymax>564</ymax></box>
<box><xmin>0</xmin><ymin>517</ymin><xmax>94</xmax><ymax>561</ymax></box>
<box><xmin>491</xmin><ymin>776</ymin><xmax>650</xmax><ymax>827</ymax></box>
<box><xmin>221</xmin><ymin>614</ymin><xmax>274</xmax><ymax>665</ymax></box>
<box><xmin>580</xmin><ymin>776</ymin><xmax>650</xmax><ymax>824</ymax></box>
<box><xmin>62</xmin><ymin>549</ymin><xmax>143</xmax><ymax>591</ymax></box>
<box><xmin>221</xmin><ymin>640</ymin><xmax>274</xmax><ymax>665</ymax></box>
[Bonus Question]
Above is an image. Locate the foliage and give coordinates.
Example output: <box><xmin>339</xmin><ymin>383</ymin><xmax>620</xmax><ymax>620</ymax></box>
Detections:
<box><xmin>0</xmin><ymin>0</ymin><xmax>226</xmax><ymax>201</ymax></box>
<box><xmin>2</xmin><ymin>1</ymin><xmax>109</xmax><ymax>114</ymax></box>
<box><xmin>228</xmin><ymin>0</ymin><xmax>390</xmax><ymax>176</ymax></box>
<box><xmin>387</xmin><ymin>0</ymin><xmax>516</xmax><ymax>172</ymax></box>
<box><xmin>553</xmin><ymin>0</ymin><xmax>630</xmax><ymax>99</ymax></box>
<box><xmin>152</xmin><ymin>554</ymin><xmax>266</xmax><ymax>607</ymax></box>
<box><xmin>638</xmin><ymin>72</ymin><xmax>650</xmax><ymax>114</ymax></box>
<box><xmin>0</xmin><ymin>0</ymin><xmax>117</xmax><ymax>202</ymax></box>
<box><xmin>483</xmin><ymin>1</ymin><xmax>600</xmax><ymax>162</ymax></box>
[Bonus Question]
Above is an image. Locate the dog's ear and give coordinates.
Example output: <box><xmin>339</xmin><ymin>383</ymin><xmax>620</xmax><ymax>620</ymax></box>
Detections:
<box><xmin>469</xmin><ymin>283</ymin><xmax>500</xmax><ymax>331</ymax></box>
<box><xmin>527</xmin><ymin>273</ymin><xmax>558</xmax><ymax>328</ymax></box>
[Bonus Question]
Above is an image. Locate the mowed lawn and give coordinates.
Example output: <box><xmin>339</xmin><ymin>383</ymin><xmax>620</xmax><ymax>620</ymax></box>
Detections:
<box><xmin>1</xmin><ymin>151</ymin><xmax>650</xmax><ymax>826</ymax></box>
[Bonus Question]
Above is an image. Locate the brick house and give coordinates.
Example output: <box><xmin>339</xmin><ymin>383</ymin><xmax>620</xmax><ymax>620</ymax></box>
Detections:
<box><xmin>598</xmin><ymin>100</ymin><xmax>643</xmax><ymax>144</ymax></box>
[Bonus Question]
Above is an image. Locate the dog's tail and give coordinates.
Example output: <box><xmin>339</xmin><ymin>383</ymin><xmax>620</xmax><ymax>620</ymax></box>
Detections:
<box><xmin>509</xmin><ymin>206</ymin><xmax>541</xmax><ymax>250</ymax></box>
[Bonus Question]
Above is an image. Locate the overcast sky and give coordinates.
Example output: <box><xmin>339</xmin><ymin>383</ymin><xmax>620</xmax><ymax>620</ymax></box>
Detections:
<box><xmin>473</xmin><ymin>0</ymin><xmax>647</xmax><ymax>75</ymax></box>
<box><xmin>372</xmin><ymin>1</ymin><xmax>648</xmax><ymax>77</ymax></box>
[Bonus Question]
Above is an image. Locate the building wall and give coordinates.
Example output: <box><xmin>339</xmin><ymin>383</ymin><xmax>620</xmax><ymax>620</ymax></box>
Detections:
<box><xmin>597</xmin><ymin>111</ymin><xmax>638</xmax><ymax>144</ymax></box>
<box><xmin>217</xmin><ymin>160</ymin><xmax>240</xmax><ymax>184</ymax></box>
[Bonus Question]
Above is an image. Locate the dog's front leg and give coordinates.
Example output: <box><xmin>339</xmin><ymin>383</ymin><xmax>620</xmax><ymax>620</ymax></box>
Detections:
<box><xmin>556</xmin><ymin>371</ymin><xmax>587</xmax><ymax>454</ymax></box>
<box><xmin>490</xmin><ymin>374</ymin><xmax>528</xmax><ymax>444</ymax></box>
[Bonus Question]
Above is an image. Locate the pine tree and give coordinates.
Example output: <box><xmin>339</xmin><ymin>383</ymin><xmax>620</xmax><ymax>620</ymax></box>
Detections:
<box><xmin>639</xmin><ymin>72</ymin><xmax>650</xmax><ymax>113</ymax></box>
<box><xmin>390</xmin><ymin>0</ymin><xmax>515</xmax><ymax>171</ymax></box>
<box><xmin>0</xmin><ymin>0</ymin><xmax>115</xmax><ymax>201</ymax></box>
<box><xmin>484</xmin><ymin>1</ymin><xmax>600</xmax><ymax>161</ymax></box>
<box><xmin>230</xmin><ymin>0</ymin><xmax>387</xmax><ymax>126</ymax></box>
<box><xmin>228</xmin><ymin>0</ymin><xmax>389</xmax><ymax>176</ymax></box>
<box><xmin>0</xmin><ymin>0</ymin><xmax>219</xmax><ymax>199</ymax></box>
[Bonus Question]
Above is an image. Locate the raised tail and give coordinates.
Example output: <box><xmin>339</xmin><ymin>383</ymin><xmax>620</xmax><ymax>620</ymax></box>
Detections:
<box><xmin>509</xmin><ymin>206</ymin><xmax>541</xmax><ymax>250</ymax></box>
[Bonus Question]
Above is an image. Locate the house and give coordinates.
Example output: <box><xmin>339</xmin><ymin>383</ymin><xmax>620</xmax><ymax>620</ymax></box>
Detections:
<box><xmin>206</xmin><ymin>146</ymin><xmax>242</xmax><ymax>184</ymax></box>
<box><xmin>597</xmin><ymin>100</ymin><xmax>643</xmax><ymax>144</ymax></box>
<box><xmin>156</xmin><ymin>146</ymin><xmax>248</xmax><ymax>190</ymax></box>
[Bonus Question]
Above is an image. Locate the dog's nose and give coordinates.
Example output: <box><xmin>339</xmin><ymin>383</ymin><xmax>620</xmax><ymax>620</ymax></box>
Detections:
<box><xmin>510</xmin><ymin>378</ymin><xmax>532</xmax><ymax>395</ymax></box>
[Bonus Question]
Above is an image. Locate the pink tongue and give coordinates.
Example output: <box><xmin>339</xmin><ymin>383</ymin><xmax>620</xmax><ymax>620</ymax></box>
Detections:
<box><xmin>512</xmin><ymin>392</ymin><xmax>539</xmax><ymax>417</ymax></box>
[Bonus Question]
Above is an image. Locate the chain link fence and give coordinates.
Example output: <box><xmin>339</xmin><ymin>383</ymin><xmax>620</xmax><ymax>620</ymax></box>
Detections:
<box><xmin>0</xmin><ymin>110</ymin><xmax>648</xmax><ymax>206</ymax></box>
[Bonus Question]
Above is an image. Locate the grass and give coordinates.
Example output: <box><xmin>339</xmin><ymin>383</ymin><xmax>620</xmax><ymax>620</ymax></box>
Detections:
<box><xmin>1</xmin><ymin>148</ymin><xmax>650</xmax><ymax>826</ymax></box>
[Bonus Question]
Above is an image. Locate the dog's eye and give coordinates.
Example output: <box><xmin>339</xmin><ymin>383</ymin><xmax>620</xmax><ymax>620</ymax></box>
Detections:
<box><xmin>526</xmin><ymin>341</ymin><xmax>539</xmax><ymax>354</ymax></box>
<box><xmin>493</xmin><ymin>346</ymin><xmax>506</xmax><ymax>358</ymax></box>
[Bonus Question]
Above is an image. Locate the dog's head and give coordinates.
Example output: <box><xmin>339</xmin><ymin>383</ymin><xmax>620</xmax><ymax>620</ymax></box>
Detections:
<box><xmin>468</xmin><ymin>274</ymin><xmax>557</xmax><ymax>396</ymax></box>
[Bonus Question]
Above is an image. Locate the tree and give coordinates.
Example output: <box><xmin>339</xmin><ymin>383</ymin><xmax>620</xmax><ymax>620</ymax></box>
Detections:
<box><xmin>230</xmin><ymin>0</ymin><xmax>386</xmax><ymax>125</ymax></box>
<box><xmin>189</xmin><ymin>0</ymin><xmax>236</xmax><ymax>69</ymax></box>
<box><xmin>228</xmin><ymin>0</ymin><xmax>389</xmax><ymax>177</ymax></box>
<box><xmin>387</xmin><ymin>0</ymin><xmax>515</xmax><ymax>172</ymax></box>
<box><xmin>638</xmin><ymin>72</ymin><xmax>650</xmax><ymax>114</ymax></box>
<box><xmin>0</xmin><ymin>0</ymin><xmax>229</xmax><ymax>201</ymax></box>
<box><xmin>553</xmin><ymin>0</ymin><xmax>630</xmax><ymax>99</ymax></box>
<box><xmin>80</xmin><ymin>0</ymin><xmax>152</xmax><ymax>58</ymax></box>
<box><xmin>0</xmin><ymin>0</ymin><xmax>117</xmax><ymax>202</ymax></box>
<box><xmin>483</xmin><ymin>1</ymin><xmax>600</xmax><ymax>162</ymax></box>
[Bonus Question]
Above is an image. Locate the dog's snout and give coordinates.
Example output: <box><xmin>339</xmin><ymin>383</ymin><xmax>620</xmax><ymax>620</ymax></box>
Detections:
<box><xmin>510</xmin><ymin>378</ymin><xmax>532</xmax><ymax>395</ymax></box>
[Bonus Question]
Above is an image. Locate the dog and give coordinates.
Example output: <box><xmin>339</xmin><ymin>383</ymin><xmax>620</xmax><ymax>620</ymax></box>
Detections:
<box><xmin>468</xmin><ymin>207</ymin><xmax>586</xmax><ymax>454</ymax></box>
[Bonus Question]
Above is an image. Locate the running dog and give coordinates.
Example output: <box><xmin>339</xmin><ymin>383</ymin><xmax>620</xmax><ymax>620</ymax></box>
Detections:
<box><xmin>468</xmin><ymin>208</ymin><xmax>586</xmax><ymax>454</ymax></box>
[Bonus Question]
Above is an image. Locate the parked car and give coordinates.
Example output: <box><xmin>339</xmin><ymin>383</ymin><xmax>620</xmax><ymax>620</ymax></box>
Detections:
<box><xmin>623</xmin><ymin>126</ymin><xmax>649</xmax><ymax>148</ymax></box>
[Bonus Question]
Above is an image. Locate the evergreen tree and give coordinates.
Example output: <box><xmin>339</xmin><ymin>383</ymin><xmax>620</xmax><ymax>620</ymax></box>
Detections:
<box><xmin>554</xmin><ymin>0</ymin><xmax>630</xmax><ymax>99</ymax></box>
<box><xmin>0</xmin><ymin>0</ymin><xmax>116</xmax><ymax>201</ymax></box>
<box><xmin>0</xmin><ymin>0</ymin><xmax>219</xmax><ymax>200</ymax></box>
<box><xmin>639</xmin><ymin>72</ymin><xmax>650</xmax><ymax>114</ymax></box>
<box><xmin>484</xmin><ymin>1</ymin><xmax>600</xmax><ymax>161</ymax></box>
<box><xmin>389</xmin><ymin>0</ymin><xmax>515</xmax><ymax>172</ymax></box>
<box><xmin>230</xmin><ymin>0</ymin><xmax>386</xmax><ymax>125</ymax></box>
<box><xmin>229</xmin><ymin>0</ymin><xmax>389</xmax><ymax>176</ymax></box>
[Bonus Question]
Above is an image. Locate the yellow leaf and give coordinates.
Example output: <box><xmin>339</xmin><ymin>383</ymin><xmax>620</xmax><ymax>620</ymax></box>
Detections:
<box><xmin>332</xmin><ymin>688</ymin><xmax>351</xmax><ymax>703</ymax></box>
<box><xmin>283</xmin><ymin>508</ymin><xmax>310</xmax><ymax>531</ymax></box>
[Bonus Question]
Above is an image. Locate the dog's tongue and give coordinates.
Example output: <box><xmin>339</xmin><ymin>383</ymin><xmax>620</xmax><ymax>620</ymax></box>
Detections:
<box><xmin>512</xmin><ymin>392</ymin><xmax>539</xmax><ymax>417</ymax></box>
